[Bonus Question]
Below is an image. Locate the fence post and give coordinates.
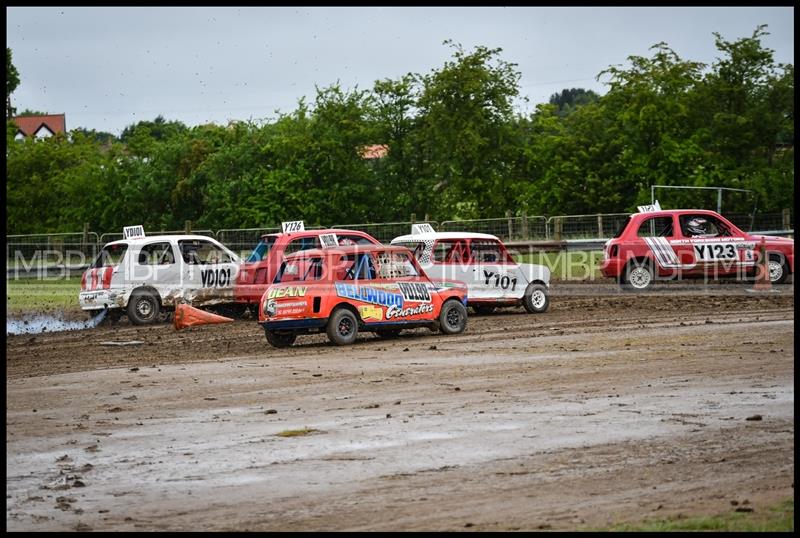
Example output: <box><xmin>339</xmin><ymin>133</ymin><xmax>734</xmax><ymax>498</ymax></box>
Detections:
<box><xmin>554</xmin><ymin>218</ymin><xmax>562</xmax><ymax>241</ymax></box>
<box><xmin>597</xmin><ymin>214</ymin><xmax>603</xmax><ymax>238</ymax></box>
<box><xmin>185</xmin><ymin>220</ymin><xmax>192</xmax><ymax>234</ymax></box>
<box><xmin>82</xmin><ymin>223</ymin><xmax>89</xmax><ymax>255</ymax></box>
<box><xmin>410</xmin><ymin>213</ymin><xmax>416</xmax><ymax>224</ymax></box>
<box><xmin>424</xmin><ymin>213</ymin><xmax>430</xmax><ymax>222</ymax></box>
<box><xmin>506</xmin><ymin>210</ymin><xmax>513</xmax><ymax>240</ymax></box>
<box><xmin>783</xmin><ymin>208</ymin><xmax>791</xmax><ymax>230</ymax></box>
<box><xmin>521</xmin><ymin>211</ymin><xmax>528</xmax><ymax>240</ymax></box>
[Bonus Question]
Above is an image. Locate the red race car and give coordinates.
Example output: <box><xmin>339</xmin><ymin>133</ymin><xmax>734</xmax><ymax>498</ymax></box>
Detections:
<box><xmin>258</xmin><ymin>244</ymin><xmax>469</xmax><ymax>347</ymax></box>
<box><xmin>601</xmin><ymin>208</ymin><xmax>794</xmax><ymax>290</ymax></box>
<box><xmin>234</xmin><ymin>221</ymin><xmax>380</xmax><ymax>307</ymax></box>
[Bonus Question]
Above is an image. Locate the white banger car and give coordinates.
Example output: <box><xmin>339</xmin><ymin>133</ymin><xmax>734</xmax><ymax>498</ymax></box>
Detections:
<box><xmin>79</xmin><ymin>226</ymin><xmax>241</xmax><ymax>324</ymax></box>
<box><xmin>391</xmin><ymin>224</ymin><xmax>551</xmax><ymax>314</ymax></box>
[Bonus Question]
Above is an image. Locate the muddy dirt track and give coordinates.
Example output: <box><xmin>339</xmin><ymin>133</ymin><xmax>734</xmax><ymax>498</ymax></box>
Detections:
<box><xmin>6</xmin><ymin>285</ymin><xmax>795</xmax><ymax>531</ymax></box>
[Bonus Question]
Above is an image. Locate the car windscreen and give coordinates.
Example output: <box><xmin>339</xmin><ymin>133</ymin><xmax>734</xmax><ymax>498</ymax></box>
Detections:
<box><xmin>90</xmin><ymin>243</ymin><xmax>128</xmax><ymax>268</ymax></box>
<box><xmin>246</xmin><ymin>236</ymin><xmax>277</xmax><ymax>262</ymax></box>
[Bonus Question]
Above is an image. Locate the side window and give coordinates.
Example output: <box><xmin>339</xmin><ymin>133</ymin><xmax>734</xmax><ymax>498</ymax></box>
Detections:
<box><xmin>91</xmin><ymin>243</ymin><xmax>128</xmax><ymax>268</ymax></box>
<box><xmin>337</xmin><ymin>234</ymin><xmax>375</xmax><ymax>246</ymax></box>
<box><xmin>284</xmin><ymin>237</ymin><xmax>320</xmax><ymax>256</ymax></box>
<box><xmin>393</xmin><ymin>241</ymin><xmax>426</xmax><ymax>261</ymax></box>
<box><xmin>433</xmin><ymin>240</ymin><xmax>468</xmax><ymax>263</ymax></box>
<box><xmin>469</xmin><ymin>240</ymin><xmax>506</xmax><ymax>263</ymax></box>
<box><xmin>138</xmin><ymin>242</ymin><xmax>176</xmax><ymax>265</ymax></box>
<box><xmin>375</xmin><ymin>251</ymin><xmax>419</xmax><ymax>278</ymax></box>
<box><xmin>179</xmin><ymin>240</ymin><xmax>233</xmax><ymax>264</ymax></box>
<box><xmin>680</xmin><ymin>215</ymin><xmax>725</xmax><ymax>238</ymax></box>
<box><xmin>274</xmin><ymin>257</ymin><xmax>324</xmax><ymax>283</ymax></box>
<box><xmin>637</xmin><ymin>217</ymin><xmax>674</xmax><ymax>238</ymax></box>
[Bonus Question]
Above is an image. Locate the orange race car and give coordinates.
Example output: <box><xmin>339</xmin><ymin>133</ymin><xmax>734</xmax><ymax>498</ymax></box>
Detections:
<box><xmin>258</xmin><ymin>243</ymin><xmax>469</xmax><ymax>347</ymax></box>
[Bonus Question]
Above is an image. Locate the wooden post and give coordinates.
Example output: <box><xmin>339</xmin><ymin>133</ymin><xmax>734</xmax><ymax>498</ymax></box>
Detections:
<box><xmin>410</xmin><ymin>213</ymin><xmax>416</xmax><ymax>224</ymax></box>
<box><xmin>424</xmin><ymin>213</ymin><xmax>430</xmax><ymax>223</ymax></box>
<box><xmin>185</xmin><ymin>220</ymin><xmax>192</xmax><ymax>234</ymax></box>
<box><xmin>597</xmin><ymin>214</ymin><xmax>604</xmax><ymax>238</ymax></box>
<box><xmin>521</xmin><ymin>211</ymin><xmax>528</xmax><ymax>240</ymax></box>
<box><xmin>783</xmin><ymin>208</ymin><xmax>791</xmax><ymax>230</ymax></box>
<box><xmin>554</xmin><ymin>218</ymin><xmax>562</xmax><ymax>241</ymax></box>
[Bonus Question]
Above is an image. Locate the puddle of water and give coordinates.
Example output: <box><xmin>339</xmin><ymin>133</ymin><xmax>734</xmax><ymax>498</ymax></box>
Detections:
<box><xmin>6</xmin><ymin>309</ymin><xmax>108</xmax><ymax>336</ymax></box>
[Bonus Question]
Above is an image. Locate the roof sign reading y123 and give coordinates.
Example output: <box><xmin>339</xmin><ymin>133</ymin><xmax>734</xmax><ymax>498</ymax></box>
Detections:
<box><xmin>123</xmin><ymin>225</ymin><xmax>146</xmax><ymax>239</ymax></box>
<box><xmin>637</xmin><ymin>200</ymin><xmax>662</xmax><ymax>213</ymax></box>
<box><xmin>282</xmin><ymin>221</ymin><xmax>305</xmax><ymax>233</ymax></box>
<box><xmin>411</xmin><ymin>223</ymin><xmax>436</xmax><ymax>235</ymax></box>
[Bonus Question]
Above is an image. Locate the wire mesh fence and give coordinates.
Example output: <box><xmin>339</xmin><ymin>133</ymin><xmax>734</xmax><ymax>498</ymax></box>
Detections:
<box><xmin>6</xmin><ymin>232</ymin><xmax>100</xmax><ymax>270</ymax></box>
<box><xmin>6</xmin><ymin>210</ymin><xmax>792</xmax><ymax>274</ymax></box>
<box><xmin>440</xmin><ymin>216</ymin><xmax>548</xmax><ymax>241</ymax></box>
<box><xmin>330</xmin><ymin>222</ymin><xmax>436</xmax><ymax>244</ymax></box>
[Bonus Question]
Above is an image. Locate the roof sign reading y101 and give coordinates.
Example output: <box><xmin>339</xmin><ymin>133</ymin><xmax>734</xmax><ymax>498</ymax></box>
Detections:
<box><xmin>123</xmin><ymin>225</ymin><xmax>146</xmax><ymax>239</ymax></box>
<box><xmin>319</xmin><ymin>233</ymin><xmax>339</xmax><ymax>248</ymax></box>
<box><xmin>282</xmin><ymin>221</ymin><xmax>305</xmax><ymax>233</ymax></box>
<box><xmin>637</xmin><ymin>200</ymin><xmax>662</xmax><ymax>213</ymax></box>
<box><xmin>411</xmin><ymin>223</ymin><xmax>436</xmax><ymax>235</ymax></box>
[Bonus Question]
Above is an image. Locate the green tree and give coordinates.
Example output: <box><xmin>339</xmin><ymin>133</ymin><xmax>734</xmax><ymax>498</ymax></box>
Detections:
<box><xmin>7</xmin><ymin>47</ymin><xmax>20</xmax><ymax>119</ymax></box>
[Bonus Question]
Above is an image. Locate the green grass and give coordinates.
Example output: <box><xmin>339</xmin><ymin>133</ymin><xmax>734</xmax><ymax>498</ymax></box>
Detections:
<box><xmin>602</xmin><ymin>498</ymin><xmax>793</xmax><ymax>532</ymax></box>
<box><xmin>6</xmin><ymin>276</ymin><xmax>82</xmax><ymax>313</ymax></box>
<box><xmin>275</xmin><ymin>428</ymin><xmax>319</xmax><ymax>438</ymax></box>
<box><xmin>514</xmin><ymin>250</ymin><xmax>605</xmax><ymax>281</ymax></box>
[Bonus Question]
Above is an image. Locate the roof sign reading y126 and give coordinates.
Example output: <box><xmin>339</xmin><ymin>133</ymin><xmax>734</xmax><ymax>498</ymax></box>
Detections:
<box><xmin>411</xmin><ymin>223</ymin><xmax>436</xmax><ymax>235</ymax></box>
<box><xmin>123</xmin><ymin>225</ymin><xmax>146</xmax><ymax>239</ymax></box>
<box><xmin>282</xmin><ymin>221</ymin><xmax>305</xmax><ymax>233</ymax></box>
<box><xmin>319</xmin><ymin>233</ymin><xmax>339</xmax><ymax>248</ymax></box>
<box><xmin>637</xmin><ymin>200</ymin><xmax>662</xmax><ymax>213</ymax></box>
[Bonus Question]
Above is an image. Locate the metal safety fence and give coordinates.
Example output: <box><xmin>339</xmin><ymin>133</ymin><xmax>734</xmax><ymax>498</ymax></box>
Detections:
<box><xmin>6</xmin><ymin>210</ymin><xmax>793</xmax><ymax>274</ymax></box>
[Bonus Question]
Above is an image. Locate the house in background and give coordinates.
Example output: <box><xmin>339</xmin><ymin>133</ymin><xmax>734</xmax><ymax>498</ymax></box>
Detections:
<box><xmin>12</xmin><ymin>113</ymin><xmax>66</xmax><ymax>140</ymax></box>
<box><xmin>358</xmin><ymin>144</ymin><xmax>389</xmax><ymax>159</ymax></box>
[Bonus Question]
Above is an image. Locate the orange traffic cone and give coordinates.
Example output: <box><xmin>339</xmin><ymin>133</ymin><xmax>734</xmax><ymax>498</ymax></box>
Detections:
<box><xmin>751</xmin><ymin>237</ymin><xmax>773</xmax><ymax>291</ymax></box>
<box><xmin>173</xmin><ymin>303</ymin><xmax>234</xmax><ymax>330</ymax></box>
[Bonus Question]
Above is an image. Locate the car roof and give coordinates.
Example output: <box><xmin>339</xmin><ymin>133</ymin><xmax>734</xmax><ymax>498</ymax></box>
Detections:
<box><xmin>104</xmin><ymin>234</ymin><xmax>219</xmax><ymax>247</ymax></box>
<box><xmin>261</xmin><ymin>228</ymin><xmax>378</xmax><ymax>240</ymax></box>
<box><xmin>283</xmin><ymin>244</ymin><xmax>410</xmax><ymax>260</ymax></box>
<box><xmin>632</xmin><ymin>209</ymin><xmax>723</xmax><ymax>218</ymax></box>
<box><xmin>391</xmin><ymin>231</ymin><xmax>499</xmax><ymax>243</ymax></box>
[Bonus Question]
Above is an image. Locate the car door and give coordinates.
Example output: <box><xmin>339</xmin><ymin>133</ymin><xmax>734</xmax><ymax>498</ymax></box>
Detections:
<box><xmin>468</xmin><ymin>239</ymin><xmax>524</xmax><ymax>299</ymax></box>
<box><xmin>179</xmin><ymin>238</ymin><xmax>240</xmax><ymax>303</ymax></box>
<box><xmin>676</xmin><ymin>213</ymin><xmax>743</xmax><ymax>277</ymax></box>
<box><xmin>131</xmin><ymin>240</ymin><xmax>183</xmax><ymax>304</ymax></box>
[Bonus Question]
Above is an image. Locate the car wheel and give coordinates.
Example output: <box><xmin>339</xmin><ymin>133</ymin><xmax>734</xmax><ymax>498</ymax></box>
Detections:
<box><xmin>768</xmin><ymin>253</ymin><xmax>789</xmax><ymax>284</ymax></box>
<box><xmin>327</xmin><ymin>308</ymin><xmax>358</xmax><ymax>345</ymax></box>
<box><xmin>621</xmin><ymin>260</ymin><xmax>654</xmax><ymax>291</ymax></box>
<box><xmin>127</xmin><ymin>289</ymin><xmax>160</xmax><ymax>325</ymax></box>
<box><xmin>375</xmin><ymin>328</ymin><xmax>402</xmax><ymax>339</ymax></box>
<box><xmin>523</xmin><ymin>283</ymin><xmax>550</xmax><ymax>313</ymax></box>
<box><xmin>472</xmin><ymin>305</ymin><xmax>496</xmax><ymax>315</ymax></box>
<box><xmin>439</xmin><ymin>300</ymin><xmax>467</xmax><ymax>335</ymax></box>
<box><xmin>265</xmin><ymin>329</ymin><xmax>297</xmax><ymax>348</ymax></box>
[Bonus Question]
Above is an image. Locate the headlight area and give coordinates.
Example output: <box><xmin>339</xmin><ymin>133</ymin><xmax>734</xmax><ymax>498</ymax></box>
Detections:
<box><xmin>263</xmin><ymin>299</ymin><xmax>277</xmax><ymax>317</ymax></box>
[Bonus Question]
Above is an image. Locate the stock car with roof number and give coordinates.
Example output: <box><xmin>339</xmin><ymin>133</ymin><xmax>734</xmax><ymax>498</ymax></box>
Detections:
<box><xmin>233</xmin><ymin>220</ymin><xmax>381</xmax><ymax>310</ymax></box>
<box><xmin>390</xmin><ymin>223</ymin><xmax>551</xmax><ymax>315</ymax></box>
<box><xmin>600</xmin><ymin>205</ymin><xmax>794</xmax><ymax>290</ymax></box>
<box><xmin>258</xmin><ymin>243</ymin><xmax>469</xmax><ymax>347</ymax></box>
<box><xmin>79</xmin><ymin>226</ymin><xmax>242</xmax><ymax>324</ymax></box>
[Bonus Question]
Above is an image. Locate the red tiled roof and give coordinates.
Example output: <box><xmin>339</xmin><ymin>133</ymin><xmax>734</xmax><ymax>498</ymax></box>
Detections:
<box><xmin>12</xmin><ymin>114</ymin><xmax>66</xmax><ymax>136</ymax></box>
<box><xmin>358</xmin><ymin>144</ymin><xmax>389</xmax><ymax>159</ymax></box>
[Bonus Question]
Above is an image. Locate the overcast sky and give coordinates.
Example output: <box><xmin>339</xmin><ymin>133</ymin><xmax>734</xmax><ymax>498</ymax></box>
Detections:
<box><xmin>6</xmin><ymin>6</ymin><xmax>794</xmax><ymax>136</ymax></box>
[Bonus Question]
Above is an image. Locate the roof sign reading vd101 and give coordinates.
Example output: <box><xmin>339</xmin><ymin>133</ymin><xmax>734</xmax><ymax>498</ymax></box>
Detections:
<box><xmin>123</xmin><ymin>225</ymin><xmax>146</xmax><ymax>239</ymax></box>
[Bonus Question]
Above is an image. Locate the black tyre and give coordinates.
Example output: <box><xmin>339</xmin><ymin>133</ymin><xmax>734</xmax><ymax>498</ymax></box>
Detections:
<box><xmin>265</xmin><ymin>329</ymin><xmax>297</xmax><ymax>348</ymax></box>
<box><xmin>620</xmin><ymin>260</ymin><xmax>654</xmax><ymax>291</ymax></box>
<box><xmin>523</xmin><ymin>283</ymin><xmax>550</xmax><ymax>313</ymax></box>
<box><xmin>439</xmin><ymin>300</ymin><xmax>467</xmax><ymax>335</ymax></box>
<box><xmin>768</xmin><ymin>253</ymin><xmax>790</xmax><ymax>284</ymax></box>
<box><xmin>127</xmin><ymin>289</ymin><xmax>160</xmax><ymax>325</ymax></box>
<box><xmin>472</xmin><ymin>305</ymin><xmax>496</xmax><ymax>315</ymax></box>
<box><xmin>327</xmin><ymin>308</ymin><xmax>358</xmax><ymax>346</ymax></box>
<box><xmin>375</xmin><ymin>328</ymin><xmax>402</xmax><ymax>339</ymax></box>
